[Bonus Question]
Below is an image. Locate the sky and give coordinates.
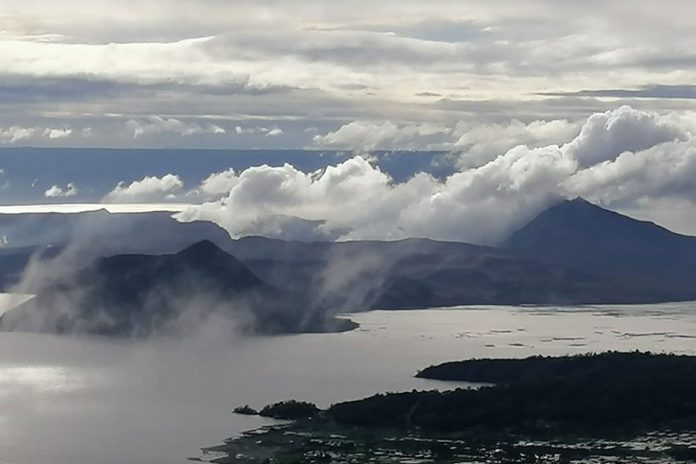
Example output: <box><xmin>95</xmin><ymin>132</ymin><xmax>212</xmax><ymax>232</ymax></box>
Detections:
<box><xmin>2</xmin><ymin>1</ymin><xmax>696</xmax><ymax>241</ymax></box>
<box><xmin>5</xmin><ymin>5</ymin><xmax>696</xmax><ymax>462</ymax></box>
<box><xmin>2</xmin><ymin>0</ymin><xmax>696</xmax><ymax>149</ymax></box>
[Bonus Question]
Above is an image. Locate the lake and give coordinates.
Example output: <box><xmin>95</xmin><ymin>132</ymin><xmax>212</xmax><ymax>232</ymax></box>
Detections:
<box><xmin>2</xmin><ymin>300</ymin><xmax>696</xmax><ymax>464</ymax></box>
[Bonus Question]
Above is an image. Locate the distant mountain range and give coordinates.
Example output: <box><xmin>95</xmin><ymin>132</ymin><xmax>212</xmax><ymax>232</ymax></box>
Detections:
<box><xmin>0</xmin><ymin>209</ymin><xmax>230</xmax><ymax>291</ymax></box>
<box><xmin>1</xmin><ymin>198</ymin><xmax>695</xmax><ymax>336</ymax></box>
<box><xmin>0</xmin><ymin>209</ymin><xmax>229</xmax><ymax>252</ymax></box>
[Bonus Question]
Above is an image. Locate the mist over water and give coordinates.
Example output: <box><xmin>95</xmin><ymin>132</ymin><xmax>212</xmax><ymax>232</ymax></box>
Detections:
<box><xmin>2</xmin><ymin>302</ymin><xmax>696</xmax><ymax>464</ymax></box>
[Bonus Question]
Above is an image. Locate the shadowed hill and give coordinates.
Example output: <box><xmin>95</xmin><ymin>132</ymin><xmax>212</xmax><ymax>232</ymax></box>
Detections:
<box><xmin>0</xmin><ymin>210</ymin><xmax>231</xmax><ymax>252</ymax></box>
<box><xmin>0</xmin><ymin>240</ymin><xmax>356</xmax><ymax>336</ymax></box>
<box><xmin>224</xmin><ymin>234</ymin><xmax>678</xmax><ymax>308</ymax></box>
<box><xmin>0</xmin><ymin>210</ymin><xmax>233</xmax><ymax>291</ymax></box>
<box><xmin>504</xmin><ymin>198</ymin><xmax>696</xmax><ymax>299</ymax></box>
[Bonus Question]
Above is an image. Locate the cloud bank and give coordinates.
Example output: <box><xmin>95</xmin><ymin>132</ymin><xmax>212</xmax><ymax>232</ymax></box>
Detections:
<box><xmin>168</xmin><ymin>106</ymin><xmax>696</xmax><ymax>243</ymax></box>
<box><xmin>4</xmin><ymin>1</ymin><xmax>696</xmax><ymax>148</ymax></box>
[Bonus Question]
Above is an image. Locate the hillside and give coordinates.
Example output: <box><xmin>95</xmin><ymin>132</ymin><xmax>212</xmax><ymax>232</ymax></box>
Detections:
<box><xmin>224</xmin><ymin>234</ymin><xmax>677</xmax><ymax>308</ymax></box>
<box><xmin>2</xmin><ymin>200</ymin><xmax>696</xmax><ymax>311</ymax></box>
<box><xmin>0</xmin><ymin>240</ymin><xmax>355</xmax><ymax>336</ymax></box>
<box><xmin>504</xmin><ymin>198</ymin><xmax>696</xmax><ymax>299</ymax></box>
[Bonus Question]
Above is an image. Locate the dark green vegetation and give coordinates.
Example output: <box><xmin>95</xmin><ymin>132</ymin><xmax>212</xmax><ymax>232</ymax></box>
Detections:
<box><xmin>0</xmin><ymin>241</ymin><xmax>356</xmax><ymax>336</ymax></box>
<box><xmin>234</xmin><ymin>400</ymin><xmax>320</xmax><ymax>420</ymax></box>
<box><xmin>208</xmin><ymin>353</ymin><xmax>696</xmax><ymax>463</ymax></box>
<box><xmin>332</xmin><ymin>352</ymin><xmax>696</xmax><ymax>434</ymax></box>
<box><xmin>258</xmin><ymin>400</ymin><xmax>320</xmax><ymax>420</ymax></box>
<box><xmin>233</xmin><ymin>405</ymin><xmax>257</xmax><ymax>416</ymax></box>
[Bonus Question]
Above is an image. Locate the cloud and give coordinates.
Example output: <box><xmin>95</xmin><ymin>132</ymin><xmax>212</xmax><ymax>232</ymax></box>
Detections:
<box><xmin>44</xmin><ymin>183</ymin><xmax>79</xmax><ymax>198</ymax></box>
<box><xmin>562</xmin><ymin>105</ymin><xmax>687</xmax><ymax>167</ymax></box>
<box><xmin>177</xmin><ymin>106</ymin><xmax>696</xmax><ymax>242</ymax></box>
<box><xmin>310</xmin><ymin>118</ymin><xmax>578</xmax><ymax>167</ymax></box>
<box><xmin>452</xmin><ymin>119</ymin><xmax>579</xmax><ymax>168</ymax></box>
<box><xmin>4</xmin><ymin>2</ymin><xmax>696</xmax><ymax>147</ymax></box>
<box><xmin>312</xmin><ymin>121</ymin><xmax>451</xmax><ymax>151</ymax></box>
<box><xmin>0</xmin><ymin>125</ymin><xmax>82</xmax><ymax>144</ymax></box>
<box><xmin>126</xmin><ymin>117</ymin><xmax>226</xmax><ymax>138</ymax></box>
<box><xmin>176</xmin><ymin>149</ymin><xmax>575</xmax><ymax>245</ymax></box>
<box><xmin>0</xmin><ymin>126</ymin><xmax>36</xmax><ymax>144</ymax></box>
<box><xmin>565</xmin><ymin>138</ymin><xmax>696</xmax><ymax>204</ymax></box>
<box><xmin>103</xmin><ymin>174</ymin><xmax>184</xmax><ymax>203</ymax></box>
<box><xmin>197</xmin><ymin>169</ymin><xmax>238</xmax><ymax>199</ymax></box>
<box><xmin>43</xmin><ymin>128</ymin><xmax>72</xmax><ymax>139</ymax></box>
<box><xmin>234</xmin><ymin>126</ymin><xmax>287</xmax><ymax>137</ymax></box>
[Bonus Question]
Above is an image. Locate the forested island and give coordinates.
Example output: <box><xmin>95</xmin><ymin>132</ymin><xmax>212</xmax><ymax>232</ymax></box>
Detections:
<box><xmin>208</xmin><ymin>352</ymin><xmax>696</xmax><ymax>463</ymax></box>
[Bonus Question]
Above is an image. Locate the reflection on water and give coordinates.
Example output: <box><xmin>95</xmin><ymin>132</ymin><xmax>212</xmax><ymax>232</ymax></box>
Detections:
<box><xmin>0</xmin><ymin>366</ymin><xmax>90</xmax><ymax>393</ymax></box>
<box><xmin>0</xmin><ymin>294</ymin><xmax>34</xmax><ymax>317</ymax></box>
<box><xmin>0</xmin><ymin>301</ymin><xmax>696</xmax><ymax>464</ymax></box>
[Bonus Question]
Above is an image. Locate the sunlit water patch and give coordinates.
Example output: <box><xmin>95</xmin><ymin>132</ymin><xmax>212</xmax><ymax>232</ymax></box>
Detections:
<box><xmin>0</xmin><ymin>294</ymin><xmax>34</xmax><ymax>317</ymax></box>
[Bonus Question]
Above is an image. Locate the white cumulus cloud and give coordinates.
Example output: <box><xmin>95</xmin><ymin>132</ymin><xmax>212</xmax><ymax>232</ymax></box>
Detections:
<box><xmin>177</xmin><ymin>150</ymin><xmax>575</xmax><ymax>244</ymax></box>
<box><xmin>563</xmin><ymin>105</ymin><xmax>687</xmax><ymax>167</ymax></box>
<box><xmin>44</xmin><ymin>183</ymin><xmax>79</xmax><ymax>197</ymax></box>
<box><xmin>126</xmin><ymin>117</ymin><xmax>226</xmax><ymax>138</ymax></box>
<box><xmin>43</xmin><ymin>128</ymin><xmax>72</xmax><ymax>139</ymax></box>
<box><xmin>103</xmin><ymin>174</ymin><xmax>184</xmax><ymax>203</ymax></box>
<box><xmin>177</xmin><ymin>106</ymin><xmax>696</xmax><ymax>242</ymax></box>
<box><xmin>0</xmin><ymin>126</ymin><xmax>36</xmax><ymax>144</ymax></box>
<box><xmin>453</xmin><ymin>119</ymin><xmax>580</xmax><ymax>169</ymax></box>
<box><xmin>197</xmin><ymin>169</ymin><xmax>239</xmax><ymax>199</ymax></box>
<box><xmin>312</xmin><ymin>121</ymin><xmax>451</xmax><ymax>152</ymax></box>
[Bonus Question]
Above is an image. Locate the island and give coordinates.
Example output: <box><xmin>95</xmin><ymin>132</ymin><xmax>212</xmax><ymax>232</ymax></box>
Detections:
<box><xmin>199</xmin><ymin>352</ymin><xmax>696</xmax><ymax>463</ymax></box>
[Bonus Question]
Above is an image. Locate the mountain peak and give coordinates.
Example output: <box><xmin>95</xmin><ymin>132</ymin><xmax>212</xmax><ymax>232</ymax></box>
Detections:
<box><xmin>504</xmin><ymin>198</ymin><xmax>696</xmax><ymax>291</ymax></box>
<box><xmin>553</xmin><ymin>197</ymin><xmax>605</xmax><ymax>213</ymax></box>
<box><xmin>506</xmin><ymin>198</ymin><xmax>675</xmax><ymax>248</ymax></box>
<box><xmin>176</xmin><ymin>239</ymin><xmax>227</xmax><ymax>259</ymax></box>
<box><xmin>566</xmin><ymin>196</ymin><xmax>592</xmax><ymax>205</ymax></box>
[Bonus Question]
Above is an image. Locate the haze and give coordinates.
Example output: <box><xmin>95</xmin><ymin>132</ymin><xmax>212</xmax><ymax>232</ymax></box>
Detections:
<box><xmin>2</xmin><ymin>2</ymin><xmax>696</xmax><ymax>463</ymax></box>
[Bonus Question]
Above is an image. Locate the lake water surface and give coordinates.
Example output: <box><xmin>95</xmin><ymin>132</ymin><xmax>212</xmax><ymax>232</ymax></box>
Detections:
<box><xmin>2</xmin><ymin>300</ymin><xmax>696</xmax><ymax>464</ymax></box>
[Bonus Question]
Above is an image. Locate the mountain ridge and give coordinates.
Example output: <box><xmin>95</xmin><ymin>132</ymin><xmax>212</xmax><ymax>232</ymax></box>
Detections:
<box><xmin>2</xmin><ymin>199</ymin><xmax>696</xmax><ymax>338</ymax></box>
<box><xmin>0</xmin><ymin>240</ymin><xmax>355</xmax><ymax>336</ymax></box>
